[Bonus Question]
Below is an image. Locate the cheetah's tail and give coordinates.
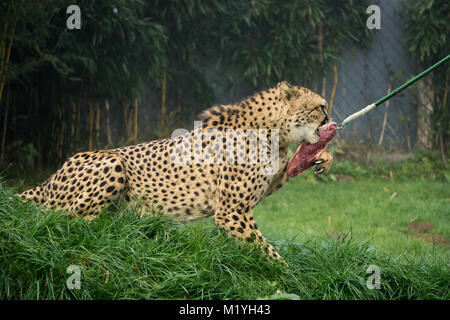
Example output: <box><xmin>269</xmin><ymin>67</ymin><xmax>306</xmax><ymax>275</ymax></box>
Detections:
<box><xmin>17</xmin><ymin>185</ymin><xmax>45</xmax><ymax>205</ymax></box>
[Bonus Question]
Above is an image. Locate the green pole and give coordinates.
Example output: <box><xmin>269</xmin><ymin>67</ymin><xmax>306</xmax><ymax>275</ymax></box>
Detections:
<box><xmin>339</xmin><ymin>54</ymin><xmax>450</xmax><ymax>128</ymax></box>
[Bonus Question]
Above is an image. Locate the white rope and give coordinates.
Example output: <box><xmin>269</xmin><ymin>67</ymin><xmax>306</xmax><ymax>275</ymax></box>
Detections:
<box><xmin>340</xmin><ymin>103</ymin><xmax>376</xmax><ymax>128</ymax></box>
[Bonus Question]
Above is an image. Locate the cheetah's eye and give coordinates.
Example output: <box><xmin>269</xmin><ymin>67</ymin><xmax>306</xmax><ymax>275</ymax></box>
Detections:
<box><xmin>319</xmin><ymin>105</ymin><xmax>329</xmax><ymax>125</ymax></box>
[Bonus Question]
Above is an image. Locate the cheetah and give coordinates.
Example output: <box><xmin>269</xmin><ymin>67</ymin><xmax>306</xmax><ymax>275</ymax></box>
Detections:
<box><xmin>19</xmin><ymin>81</ymin><xmax>335</xmax><ymax>260</ymax></box>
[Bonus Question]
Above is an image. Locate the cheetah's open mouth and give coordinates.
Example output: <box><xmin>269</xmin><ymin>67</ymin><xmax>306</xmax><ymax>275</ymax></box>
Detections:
<box><xmin>286</xmin><ymin>122</ymin><xmax>337</xmax><ymax>178</ymax></box>
<box><xmin>315</xmin><ymin>116</ymin><xmax>329</xmax><ymax>138</ymax></box>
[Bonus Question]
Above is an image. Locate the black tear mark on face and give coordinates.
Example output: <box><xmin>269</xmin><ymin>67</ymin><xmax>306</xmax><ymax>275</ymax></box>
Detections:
<box><xmin>319</xmin><ymin>105</ymin><xmax>329</xmax><ymax>126</ymax></box>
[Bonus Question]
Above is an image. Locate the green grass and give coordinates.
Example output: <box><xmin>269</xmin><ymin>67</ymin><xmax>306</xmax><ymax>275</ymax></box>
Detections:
<box><xmin>0</xmin><ymin>171</ymin><xmax>449</xmax><ymax>300</ymax></box>
<box><xmin>255</xmin><ymin>177</ymin><xmax>450</xmax><ymax>259</ymax></box>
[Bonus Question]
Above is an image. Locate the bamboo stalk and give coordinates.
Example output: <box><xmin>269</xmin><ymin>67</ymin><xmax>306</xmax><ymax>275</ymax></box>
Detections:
<box><xmin>29</xmin><ymin>87</ymin><xmax>33</xmax><ymax>117</ymax></box>
<box><xmin>318</xmin><ymin>25</ymin><xmax>326</xmax><ymax>98</ymax></box>
<box><xmin>105</xmin><ymin>99</ymin><xmax>112</xmax><ymax>146</ymax></box>
<box><xmin>439</xmin><ymin>133</ymin><xmax>447</xmax><ymax>168</ymax></box>
<box><xmin>34</xmin><ymin>86</ymin><xmax>38</xmax><ymax>110</ymax></box>
<box><xmin>0</xmin><ymin>29</ymin><xmax>7</xmax><ymax>78</ymax></box>
<box><xmin>74</xmin><ymin>91</ymin><xmax>81</xmax><ymax>151</ymax></box>
<box><xmin>160</xmin><ymin>71</ymin><xmax>167</xmax><ymax>127</ymax></box>
<box><xmin>12</xmin><ymin>91</ymin><xmax>16</xmax><ymax>139</ymax></box>
<box><xmin>321</xmin><ymin>77</ymin><xmax>326</xmax><ymax>98</ymax></box>
<box><xmin>0</xmin><ymin>91</ymin><xmax>10</xmax><ymax>160</ymax></box>
<box><xmin>378</xmin><ymin>75</ymin><xmax>393</xmax><ymax>146</ymax></box>
<box><xmin>127</xmin><ymin>103</ymin><xmax>133</xmax><ymax>141</ymax></box>
<box><xmin>0</xmin><ymin>12</ymin><xmax>16</xmax><ymax>103</ymax></box>
<box><xmin>95</xmin><ymin>102</ymin><xmax>100</xmax><ymax>149</ymax></box>
<box><xmin>386</xmin><ymin>121</ymin><xmax>399</xmax><ymax>142</ymax></box>
<box><xmin>177</xmin><ymin>87</ymin><xmax>182</xmax><ymax>114</ymax></box>
<box><xmin>122</xmin><ymin>99</ymin><xmax>129</xmax><ymax>140</ymax></box>
<box><xmin>312</xmin><ymin>79</ymin><xmax>318</xmax><ymax>93</ymax></box>
<box><xmin>88</xmin><ymin>102</ymin><xmax>94</xmax><ymax>151</ymax></box>
<box><xmin>133</xmin><ymin>97</ymin><xmax>138</xmax><ymax>144</ymax></box>
<box><xmin>329</xmin><ymin>62</ymin><xmax>338</xmax><ymax>119</ymax></box>
<box><xmin>439</xmin><ymin>70</ymin><xmax>448</xmax><ymax>167</ymax></box>
<box><xmin>38</xmin><ymin>134</ymin><xmax>42</xmax><ymax>169</ymax></box>
<box><xmin>442</xmin><ymin>69</ymin><xmax>448</xmax><ymax>110</ymax></box>
<box><xmin>71</xmin><ymin>101</ymin><xmax>75</xmax><ymax>151</ymax></box>
<box><xmin>59</xmin><ymin>118</ymin><xmax>65</xmax><ymax>160</ymax></box>
<box><xmin>55</xmin><ymin>109</ymin><xmax>60</xmax><ymax>159</ymax></box>
<box><xmin>35</xmin><ymin>87</ymin><xmax>41</xmax><ymax>168</ymax></box>
<box><xmin>0</xmin><ymin>1</ymin><xmax>11</xmax><ymax>84</ymax></box>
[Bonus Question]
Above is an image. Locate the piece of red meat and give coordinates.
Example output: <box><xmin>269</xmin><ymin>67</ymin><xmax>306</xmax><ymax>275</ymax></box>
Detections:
<box><xmin>286</xmin><ymin>122</ymin><xmax>337</xmax><ymax>178</ymax></box>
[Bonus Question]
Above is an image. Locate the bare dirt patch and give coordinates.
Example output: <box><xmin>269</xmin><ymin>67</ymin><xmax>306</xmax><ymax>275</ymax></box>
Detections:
<box><xmin>334</xmin><ymin>174</ymin><xmax>356</xmax><ymax>182</ymax></box>
<box><xmin>407</xmin><ymin>222</ymin><xmax>434</xmax><ymax>233</ymax></box>
<box><xmin>406</xmin><ymin>221</ymin><xmax>449</xmax><ymax>247</ymax></box>
<box><xmin>327</xmin><ymin>231</ymin><xmax>348</xmax><ymax>240</ymax></box>
<box><xmin>412</xmin><ymin>234</ymin><xmax>449</xmax><ymax>247</ymax></box>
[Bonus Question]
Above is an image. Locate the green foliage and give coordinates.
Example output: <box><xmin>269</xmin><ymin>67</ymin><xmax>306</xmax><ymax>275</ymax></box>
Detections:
<box><xmin>1</xmin><ymin>0</ymin><xmax>169</xmax><ymax>166</ymax></box>
<box><xmin>402</xmin><ymin>0</ymin><xmax>450</xmax><ymax>149</ymax></box>
<box><xmin>3</xmin><ymin>141</ymin><xmax>38</xmax><ymax>171</ymax></box>
<box><xmin>218</xmin><ymin>0</ymin><xmax>372</xmax><ymax>87</ymax></box>
<box><xmin>3</xmin><ymin>0</ymin><xmax>166</xmax><ymax>96</ymax></box>
<box><xmin>402</xmin><ymin>0</ymin><xmax>449</xmax><ymax>66</ymax></box>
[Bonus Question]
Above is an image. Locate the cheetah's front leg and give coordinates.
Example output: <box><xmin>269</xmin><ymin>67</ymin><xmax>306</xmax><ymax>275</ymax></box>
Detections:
<box><xmin>314</xmin><ymin>150</ymin><xmax>333</xmax><ymax>174</ymax></box>
<box><xmin>214</xmin><ymin>207</ymin><xmax>282</xmax><ymax>261</ymax></box>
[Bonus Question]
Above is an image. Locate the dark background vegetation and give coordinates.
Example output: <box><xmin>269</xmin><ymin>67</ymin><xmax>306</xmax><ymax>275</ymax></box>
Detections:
<box><xmin>0</xmin><ymin>0</ymin><xmax>447</xmax><ymax>174</ymax></box>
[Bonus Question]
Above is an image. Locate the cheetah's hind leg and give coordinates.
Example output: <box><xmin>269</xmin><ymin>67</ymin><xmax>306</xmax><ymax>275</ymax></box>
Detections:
<box><xmin>18</xmin><ymin>151</ymin><xmax>128</xmax><ymax>220</ymax></box>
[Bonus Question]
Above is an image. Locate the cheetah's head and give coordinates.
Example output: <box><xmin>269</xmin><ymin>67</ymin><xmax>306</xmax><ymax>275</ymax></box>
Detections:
<box><xmin>278</xmin><ymin>81</ymin><xmax>329</xmax><ymax>145</ymax></box>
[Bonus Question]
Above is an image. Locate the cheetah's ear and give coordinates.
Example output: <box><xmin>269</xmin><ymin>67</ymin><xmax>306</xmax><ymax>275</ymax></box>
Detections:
<box><xmin>278</xmin><ymin>81</ymin><xmax>299</xmax><ymax>101</ymax></box>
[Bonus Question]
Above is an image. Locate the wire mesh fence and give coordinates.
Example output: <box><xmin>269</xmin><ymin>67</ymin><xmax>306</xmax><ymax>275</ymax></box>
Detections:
<box><xmin>316</xmin><ymin>0</ymin><xmax>442</xmax><ymax>151</ymax></box>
